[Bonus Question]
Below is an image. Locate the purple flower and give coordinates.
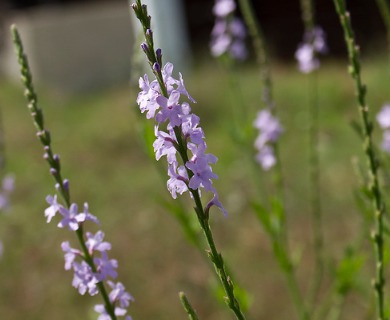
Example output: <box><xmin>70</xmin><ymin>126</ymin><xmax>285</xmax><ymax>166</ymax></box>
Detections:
<box><xmin>156</xmin><ymin>90</ymin><xmax>183</xmax><ymax>126</ymax></box>
<box><xmin>377</xmin><ymin>104</ymin><xmax>390</xmax><ymax>153</ymax></box>
<box><xmin>182</xmin><ymin>113</ymin><xmax>204</xmax><ymax>145</ymax></box>
<box><xmin>94</xmin><ymin>304</ymin><xmax>132</xmax><ymax>320</ymax></box>
<box><xmin>137</xmin><ymin>74</ymin><xmax>160</xmax><ymax>119</ymax></box>
<box><xmin>86</xmin><ymin>231</ymin><xmax>111</xmax><ymax>255</ymax></box>
<box><xmin>82</xmin><ymin>202</ymin><xmax>100</xmax><ymax>224</ymax></box>
<box><xmin>255</xmin><ymin>145</ymin><xmax>276</xmax><ymax>170</ymax></box>
<box><xmin>377</xmin><ymin>104</ymin><xmax>390</xmax><ymax>129</ymax></box>
<box><xmin>167</xmin><ymin>162</ymin><xmax>189</xmax><ymax>199</ymax></box>
<box><xmin>94</xmin><ymin>251</ymin><xmax>118</xmax><ymax>281</ymax></box>
<box><xmin>186</xmin><ymin>144</ymin><xmax>218</xmax><ymax>192</ymax></box>
<box><xmin>136</xmin><ymin>60</ymin><xmax>226</xmax><ymax>215</ymax></box>
<box><xmin>206</xmin><ymin>192</ymin><xmax>228</xmax><ymax>216</ymax></box>
<box><xmin>72</xmin><ymin>261</ymin><xmax>99</xmax><ymax>296</ymax></box>
<box><xmin>94</xmin><ymin>281</ymin><xmax>133</xmax><ymax>320</ymax></box>
<box><xmin>45</xmin><ymin>194</ymin><xmax>61</xmax><ymax>223</ymax></box>
<box><xmin>213</xmin><ymin>0</ymin><xmax>236</xmax><ymax>17</ymax></box>
<box><xmin>253</xmin><ymin>109</ymin><xmax>282</xmax><ymax>170</ymax></box>
<box><xmin>210</xmin><ymin>0</ymin><xmax>247</xmax><ymax>61</ymax></box>
<box><xmin>107</xmin><ymin>281</ymin><xmax>134</xmax><ymax>308</ymax></box>
<box><xmin>254</xmin><ymin>109</ymin><xmax>283</xmax><ymax>148</ymax></box>
<box><xmin>57</xmin><ymin>203</ymin><xmax>85</xmax><ymax>231</ymax></box>
<box><xmin>153</xmin><ymin>127</ymin><xmax>178</xmax><ymax>164</ymax></box>
<box><xmin>61</xmin><ymin>241</ymin><xmax>82</xmax><ymax>270</ymax></box>
<box><xmin>295</xmin><ymin>44</ymin><xmax>319</xmax><ymax>74</ymax></box>
<box><xmin>295</xmin><ymin>26</ymin><xmax>327</xmax><ymax>73</ymax></box>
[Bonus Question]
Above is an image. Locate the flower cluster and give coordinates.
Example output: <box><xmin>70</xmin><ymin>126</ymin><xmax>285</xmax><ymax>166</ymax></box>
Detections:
<box><xmin>210</xmin><ymin>0</ymin><xmax>247</xmax><ymax>61</ymax></box>
<box><xmin>253</xmin><ymin>109</ymin><xmax>283</xmax><ymax>170</ymax></box>
<box><xmin>295</xmin><ymin>26</ymin><xmax>327</xmax><ymax>73</ymax></box>
<box><xmin>0</xmin><ymin>174</ymin><xmax>14</xmax><ymax>211</ymax></box>
<box><xmin>0</xmin><ymin>174</ymin><xmax>14</xmax><ymax>259</ymax></box>
<box><xmin>136</xmin><ymin>60</ymin><xmax>227</xmax><ymax>216</ymax></box>
<box><xmin>377</xmin><ymin>104</ymin><xmax>390</xmax><ymax>153</ymax></box>
<box><xmin>45</xmin><ymin>194</ymin><xmax>133</xmax><ymax>320</ymax></box>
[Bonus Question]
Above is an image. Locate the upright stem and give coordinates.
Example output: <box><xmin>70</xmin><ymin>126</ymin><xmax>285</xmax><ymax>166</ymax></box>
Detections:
<box><xmin>299</xmin><ymin>0</ymin><xmax>315</xmax><ymax>31</ymax></box>
<box><xmin>307</xmin><ymin>72</ymin><xmax>324</xmax><ymax>308</ymax></box>
<box><xmin>132</xmin><ymin>2</ymin><xmax>247</xmax><ymax>318</ymax></box>
<box><xmin>236</xmin><ymin>0</ymin><xmax>273</xmax><ymax>109</ymax></box>
<box><xmin>298</xmin><ymin>0</ymin><xmax>325</xmax><ymax>308</ymax></box>
<box><xmin>238</xmin><ymin>1</ymin><xmax>309</xmax><ymax>319</ymax></box>
<box><xmin>11</xmin><ymin>25</ymin><xmax>117</xmax><ymax>320</ymax></box>
<box><xmin>333</xmin><ymin>1</ymin><xmax>386</xmax><ymax>319</ymax></box>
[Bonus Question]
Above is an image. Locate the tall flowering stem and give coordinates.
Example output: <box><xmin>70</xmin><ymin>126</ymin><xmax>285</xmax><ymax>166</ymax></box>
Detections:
<box><xmin>11</xmin><ymin>25</ymin><xmax>133</xmax><ymax>320</ymax></box>
<box><xmin>333</xmin><ymin>1</ymin><xmax>386</xmax><ymax>319</ymax></box>
<box><xmin>298</xmin><ymin>0</ymin><xmax>325</xmax><ymax>310</ymax></box>
<box><xmin>132</xmin><ymin>1</ymin><xmax>246</xmax><ymax>319</ymax></box>
<box><xmin>237</xmin><ymin>1</ymin><xmax>308</xmax><ymax>319</ymax></box>
<box><xmin>236</xmin><ymin>0</ymin><xmax>272</xmax><ymax>109</ymax></box>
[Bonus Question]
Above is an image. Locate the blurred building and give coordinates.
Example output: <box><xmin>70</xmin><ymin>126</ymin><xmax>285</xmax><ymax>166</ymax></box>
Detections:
<box><xmin>0</xmin><ymin>0</ymin><xmax>190</xmax><ymax>93</ymax></box>
<box><xmin>0</xmin><ymin>0</ymin><xmax>387</xmax><ymax>92</ymax></box>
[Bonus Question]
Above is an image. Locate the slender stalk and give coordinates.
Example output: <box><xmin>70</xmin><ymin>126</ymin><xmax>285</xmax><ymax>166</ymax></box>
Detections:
<box><xmin>11</xmin><ymin>25</ymin><xmax>117</xmax><ymax>320</ymax></box>
<box><xmin>132</xmin><ymin>2</ymin><xmax>247</xmax><ymax>318</ymax></box>
<box><xmin>299</xmin><ymin>0</ymin><xmax>315</xmax><ymax>31</ymax></box>
<box><xmin>236</xmin><ymin>0</ymin><xmax>273</xmax><ymax>109</ymax></box>
<box><xmin>306</xmin><ymin>70</ymin><xmax>324</xmax><ymax>309</ymax></box>
<box><xmin>298</xmin><ymin>0</ymin><xmax>325</xmax><ymax>309</ymax></box>
<box><xmin>237</xmin><ymin>1</ymin><xmax>309</xmax><ymax>319</ymax></box>
<box><xmin>179</xmin><ymin>292</ymin><xmax>200</xmax><ymax>320</ymax></box>
<box><xmin>333</xmin><ymin>1</ymin><xmax>386</xmax><ymax>319</ymax></box>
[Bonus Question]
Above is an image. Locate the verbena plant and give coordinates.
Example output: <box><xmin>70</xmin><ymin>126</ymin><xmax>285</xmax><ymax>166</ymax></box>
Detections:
<box><xmin>6</xmin><ymin>0</ymin><xmax>390</xmax><ymax>319</ymax></box>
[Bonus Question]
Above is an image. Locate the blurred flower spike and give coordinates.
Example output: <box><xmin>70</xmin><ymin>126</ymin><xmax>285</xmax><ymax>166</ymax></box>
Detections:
<box><xmin>253</xmin><ymin>109</ymin><xmax>283</xmax><ymax>170</ymax></box>
<box><xmin>0</xmin><ymin>174</ymin><xmax>14</xmax><ymax>212</ymax></box>
<box><xmin>377</xmin><ymin>104</ymin><xmax>390</xmax><ymax>153</ymax></box>
<box><xmin>210</xmin><ymin>0</ymin><xmax>248</xmax><ymax>61</ymax></box>
<box><xmin>295</xmin><ymin>26</ymin><xmax>328</xmax><ymax>73</ymax></box>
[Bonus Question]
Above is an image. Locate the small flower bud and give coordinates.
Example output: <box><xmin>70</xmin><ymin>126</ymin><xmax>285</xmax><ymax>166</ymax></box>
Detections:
<box><xmin>50</xmin><ymin>168</ymin><xmax>57</xmax><ymax>176</ymax></box>
<box><xmin>156</xmin><ymin>48</ymin><xmax>162</xmax><ymax>65</ymax></box>
<box><xmin>63</xmin><ymin>179</ymin><xmax>70</xmax><ymax>192</ymax></box>
<box><xmin>156</xmin><ymin>48</ymin><xmax>162</xmax><ymax>58</ymax></box>
<box><xmin>153</xmin><ymin>62</ymin><xmax>161</xmax><ymax>73</ymax></box>
<box><xmin>43</xmin><ymin>153</ymin><xmax>49</xmax><ymax>160</ymax></box>
<box><xmin>53</xmin><ymin>154</ymin><xmax>60</xmax><ymax>162</ymax></box>
<box><xmin>141</xmin><ymin>42</ymin><xmax>149</xmax><ymax>53</ymax></box>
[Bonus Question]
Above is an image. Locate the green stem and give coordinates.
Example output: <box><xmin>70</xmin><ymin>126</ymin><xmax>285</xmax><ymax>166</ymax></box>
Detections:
<box><xmin>11</xmin><ymin>25</ymin><xmax>117</xmax><ymax>320</ymax></box>
<box><xmin>132</xmin><ymin>2</ymin><xmax>247</xmax><ymax>318</ymax></box>
<box><xmin>307</xmin><ymin>69</ymin><xmax>324</xmax><ymax>311</ymax></box>
<box><xmin>237</xmin><ymin>0</ymin><xmax>273</xmax><ymax>109</ymax></box>
<box><xmin>333</xmin><ymin>1</ymin><xmax>386</xmax><ymax>319</ymax></box>
<box><xmin>238</xmin><ymin>1</ymin><xmax>309</xmax><ymax>318</ymax></box>
<box><xmin>298</xmin><ymin>0</ymin><xmax>325</xmax><ymax>310</ymax></box>
<box><xmin>179</xmin><ymin>292</ymin><xmax>200</xmax><ymax>320</ymax></box>
<box><xmin>299</xmin><ymin>0</ymin><xmax>315</xmax><ymax>31</ymax></box>
<box><xmin>274</xmin><ymin>145</ymin><xmax>309</xmax><ymax>320</ymax></box>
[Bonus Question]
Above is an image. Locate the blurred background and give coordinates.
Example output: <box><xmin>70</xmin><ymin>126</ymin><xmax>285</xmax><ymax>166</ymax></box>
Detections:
<box><xmin>0</xmin><ymin>0</ymin><xmax>389</xmax><ymax>319</ymax></box>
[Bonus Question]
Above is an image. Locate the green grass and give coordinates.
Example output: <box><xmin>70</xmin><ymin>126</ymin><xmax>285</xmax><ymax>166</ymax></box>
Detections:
<box><xmin>0</xmin><ymin>56</ymin><xmax>389</xmax><ymax>319</ymax></box>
